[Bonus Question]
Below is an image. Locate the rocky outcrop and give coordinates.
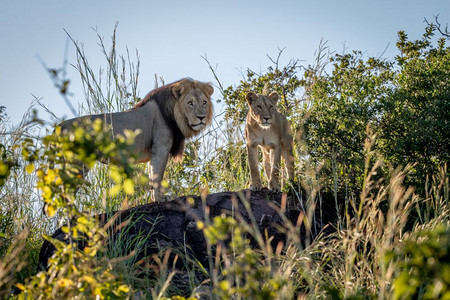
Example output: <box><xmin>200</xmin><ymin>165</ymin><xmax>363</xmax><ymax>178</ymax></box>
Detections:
<box><xmin>38</xmin><ymin>189</ymin><xmax>337</xmax><ymax>270</ymax></box>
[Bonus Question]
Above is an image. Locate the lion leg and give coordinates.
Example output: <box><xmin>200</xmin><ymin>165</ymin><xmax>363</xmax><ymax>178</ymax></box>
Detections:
<box><xmin>262</xmin><ymin>148</ymin><xmax>271</xmax><ymax>185</ymax></box>
<box><xmin>247</xmin><ymin>143</ymin><xmax>262</xmax><ymax>190</ymax></box>
<box><xmin>282</xmin><ymin>140</ymin><xmax>295</xmax><ymax>181</ymax></box>
<box><xmin>268</xmin><ymin>146</ymin><xmax>282</xmax><ymax>192</ymax></box>
<box><xmin>149</xmin><ymin>146</ymin><xmax>171</xmax><ymax>202</ymax></box>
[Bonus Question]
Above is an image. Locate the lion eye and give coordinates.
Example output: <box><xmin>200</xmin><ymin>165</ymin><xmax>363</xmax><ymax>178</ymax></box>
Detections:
<box><xmin>269</xmin><ymin>105</ymin><xmax>274</xmax><ymax>110</ymax></box>
<box><xmin>188</xmin><ymin>101</ymin><xmax>193</xmax><ymax>106</ymax></box>
<box><xmin>203</xmin><ymin>100</ymin><xmax>207</xmax><ymax>106</ymax></box>
<box><xmin>257</xmin><ymin>105</ymin><xmax>262</xmax><ymax>109</ymax></box>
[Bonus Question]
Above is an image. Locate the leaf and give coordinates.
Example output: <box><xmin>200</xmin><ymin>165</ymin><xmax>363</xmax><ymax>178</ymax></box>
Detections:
<box><xmin>219</xmin><ymin>280</ymin><xmax>231</xmax><ymax>291</ymax></box>
<box><xmin>77</xmin><ymin>216</ymin><xmax>89</xmax><ymax>225</ymax></box>
<box><xmin>46</xmin><ymin>204</ymin><xmax>56</xmax><ymax>217</ymax></box>
<box><xmin>109</xmin><ymin>185</ymin><xmax>121</xmax><ymax>196</ymax></box>
<box><xmin>58</xmin><ymin>278</ymin><xmax>74</xmax><ymax>288</ymax></box>
<box><xmin>109</xmin><ymin>167</ymin><xmax>122</xmax><ymax>183</ymax></box>
<box><xmin>161</xmin><ymin>179</ymin><xmax>169</xmax><ymax>188</ymax></box>
<box><xmin>117</xmin><ymin>284</ymin><xmax>130</xmax><ymax>293</ymax></box>
<box><xmin>187</xmin><ymin>197</ymin><xmax>195</xmax><ymax>206</ymax></box>
<box><xmin>196</xmin><ymin>221</ymin><xmax>205</xmax><ymax>230</ymax></box>
<box><xmin>81</xmin><ymin>275</ymin><xmax>96</xmax><ymax>284</ymax></box>
<box><xmin>123</xmin><ymin>179</ymin><xmax>135</xmax><ymax>195</ymax></box>
<box><xmin>25</xmin><ymin>163</ymin><xmax>34</xmax><ymax>174</ymax></box>
<box><xmin>41</xmin><ymin>186</ymin><xmax>53</xmax><ymax>199</ymax></box>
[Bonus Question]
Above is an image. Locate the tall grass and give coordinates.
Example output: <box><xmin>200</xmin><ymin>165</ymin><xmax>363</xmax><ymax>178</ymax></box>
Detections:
<box><xmin>0</xmin><ymin>27</ymin><xmax>448</xmax><ymax>299</ymax></box>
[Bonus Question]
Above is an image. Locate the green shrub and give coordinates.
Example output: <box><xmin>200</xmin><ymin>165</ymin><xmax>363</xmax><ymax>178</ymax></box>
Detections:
<box><xmin>390</xmin><ymin>224</ymin><xmax>450</xmax><ymax>299</ymax></box>
<box><xmin>17</xmin><ymin>119</ymin><xmax>142</xmax><ymax>299</ymax></box>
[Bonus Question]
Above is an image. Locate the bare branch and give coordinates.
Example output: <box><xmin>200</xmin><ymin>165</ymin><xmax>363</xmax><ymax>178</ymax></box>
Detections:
<box><xmin>201</xmin><ymin>54</ymin><xmax>225</xmax><ymax>96</ymax></box>
<box><xmin>424</xmin><ymin>15</ymin><xmax>450</xmax><ymax>38</ymax></box>
<box><xmin>266</xmin><ymin>47</ymin><xmax>286</xmax><ymax>70</ymax></box>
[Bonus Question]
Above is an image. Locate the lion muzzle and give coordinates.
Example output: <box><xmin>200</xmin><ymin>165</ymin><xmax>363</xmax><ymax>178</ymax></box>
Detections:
<box><xmin>190</xmin><ymin>115</ymin><xmax>207</xmax><ymax>130</ymax></box>
<box><xmin>260</xmin><ymin>117</ymin><xmax>272</xmax><ymax>128</ymax></box>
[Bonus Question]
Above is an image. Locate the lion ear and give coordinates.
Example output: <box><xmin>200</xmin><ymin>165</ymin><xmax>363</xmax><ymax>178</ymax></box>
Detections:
<box><xmin>202</xmin><ymin>83</ymin><xmax>214</xmax><ymax>97</ymax></box>
<box><xmin>172</xmin><ymin>80</ymin><xmax>190</xmax><ymax>99</ymax></box>
<box><xmin>269</xmin><ymin>92</ymin><xmax>279</xmax><ymax>103</ymax></box>
<box><xmin>246</xmin><ymin>92</ymin><xmax>258</xmax><ymax>106</ymax></box>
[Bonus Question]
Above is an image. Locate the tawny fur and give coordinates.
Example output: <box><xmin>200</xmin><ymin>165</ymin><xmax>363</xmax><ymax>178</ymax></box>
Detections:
<box><xmin>58</xmin><ymin>78</ymin><xmax>214</xmax><ymax>202</ymax></box>
<box><xmin>245</xmin><ymin>91</ymin><xmax>295</xmax><ymax>191</ymax></box>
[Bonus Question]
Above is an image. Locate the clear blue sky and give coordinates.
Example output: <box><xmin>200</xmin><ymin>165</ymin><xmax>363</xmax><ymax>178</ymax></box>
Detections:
<box><xmin>1</xmin><ymin>0</ymin><xmax>449</xmax><ymax>127</ymax></box>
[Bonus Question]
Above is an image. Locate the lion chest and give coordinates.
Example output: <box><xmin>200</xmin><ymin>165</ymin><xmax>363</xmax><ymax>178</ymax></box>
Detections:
<box><xmin>247</xmin><ymin>126</ymin><xmax>279</xmax><ymax>150</ymax></box>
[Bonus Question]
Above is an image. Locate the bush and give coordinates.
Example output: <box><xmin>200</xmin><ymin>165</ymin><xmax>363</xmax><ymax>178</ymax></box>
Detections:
<box><xmin>390</xmin><ymin>224</ymin><xmax>450</xmax><ymax>299</ymax></box>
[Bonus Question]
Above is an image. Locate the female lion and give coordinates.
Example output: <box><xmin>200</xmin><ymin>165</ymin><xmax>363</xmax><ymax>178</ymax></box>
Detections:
<box><xmin>245</xmin><ymin>91</ymin><xmax>295</xmax><ymax>191</ymax></box>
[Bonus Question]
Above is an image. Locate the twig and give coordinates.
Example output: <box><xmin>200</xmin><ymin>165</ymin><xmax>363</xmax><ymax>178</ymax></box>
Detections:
<box><xmin>424</xmin><ymin>15</ymin><xmax>450</xmax><ymax>38</ymax></box>
<box><xmin>201</xmin><ymin>54</ymin><xmax>225</xmax><ymax>96</ymax></box>
<box><xmin>37</xmin><ymin>38</ymin><xmax>78</xmax><ymax>117</ymax></box>
<box><xmin>266</xmin><ymin>47</ymin><xmax>286</xmax><ymax>70</ymax></box>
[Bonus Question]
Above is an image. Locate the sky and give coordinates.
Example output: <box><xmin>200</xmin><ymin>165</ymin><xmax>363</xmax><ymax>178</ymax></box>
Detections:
<box><xmin>1</xmin><ymin>0</ymin><xmax>449</xmax><ymax>129</ymax></box>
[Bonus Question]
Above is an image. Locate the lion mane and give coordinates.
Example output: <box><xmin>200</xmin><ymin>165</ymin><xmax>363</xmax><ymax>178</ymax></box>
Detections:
<box><xmin>135</xmin><ymin>79</ymin><xmax>213</xmax><ymax>161</ymax></box>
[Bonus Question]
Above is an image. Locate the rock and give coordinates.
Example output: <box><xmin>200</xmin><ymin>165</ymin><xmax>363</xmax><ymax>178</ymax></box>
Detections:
<box><xmin>38</xmin><ymin>189</ymin><xmax>337</xmax><ymax>270</ymax></box>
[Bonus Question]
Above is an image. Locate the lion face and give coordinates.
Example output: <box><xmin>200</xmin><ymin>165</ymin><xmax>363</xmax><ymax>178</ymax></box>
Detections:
<box><xmin>180</xmin><ymin>87</ymin><xmax>213</xmax><ymax>131</ymax></box>
<box><xmin>246</xmin><ymin>92</ymin><xmax>279</xmax><ymax>129</ymax></box>
<box><xmin>173</xmin><ymin>79</ymin><xmax>214</xmax><ymax>136</ymax></box>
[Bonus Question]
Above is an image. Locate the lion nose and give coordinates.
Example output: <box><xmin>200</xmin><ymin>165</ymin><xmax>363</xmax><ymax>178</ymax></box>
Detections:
<box><xmin>263</xmin><ymin>117</ymin><xmax>270</xmax><ymax>122</ymax></box>
<box><xmin>197</xmin><ymin>116</ymin><xmax>206</xmax><ymax>122</ymax></box>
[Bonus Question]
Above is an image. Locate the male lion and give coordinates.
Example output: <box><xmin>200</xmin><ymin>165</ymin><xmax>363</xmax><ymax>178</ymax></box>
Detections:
<box><xmin>58</xmin><ymin>78</ymin><xmax>214</xmax><ymax>201</ymax></box>
<box><xmin>245</xmin><ymin>91</ymin><xmax>294</xmax><ymax>191</ymax></box>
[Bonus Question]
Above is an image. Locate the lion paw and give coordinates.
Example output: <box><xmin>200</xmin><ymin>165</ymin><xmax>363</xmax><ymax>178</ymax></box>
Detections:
<box><xmin>268</xmin><ymin>183</ymin><xmax>281</xmax><ymax>192</ymax></box>
<box><xmin>151</xmin><ymin>190</ymin><xmax>173</xmax><ymax>203</ymax></box>
<box><xmin>155</xmin><ymin>195</ymin><xmax>173</xmax><ymax>203</ymax></box>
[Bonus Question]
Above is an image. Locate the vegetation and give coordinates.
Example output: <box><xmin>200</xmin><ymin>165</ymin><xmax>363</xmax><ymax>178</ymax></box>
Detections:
<box><xmin>0</xmin><ymin>21</ymin><xmax>449</xmax><ymax>299</ymax></box>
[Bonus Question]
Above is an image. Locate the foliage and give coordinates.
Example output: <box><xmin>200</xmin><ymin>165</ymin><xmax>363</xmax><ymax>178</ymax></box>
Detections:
<box><xmin>0</xmin><ymin>143</ymin><xmax>18</xmax><ymax>187</ymax></box>
<box><xmin>0</xmin><ymin>139</ymin><xmax>18</xmax><ymax>257</ymax></box>
<box><xmin>16</xmin><ymin>119</ymin><xmax>142</xmax><ymax>299</ymax></box>
<box><xmin>0</xmin><ymin>104</ymin><xmax>48</xmax><ymax>294</ymax></box>
<box><xmin>390</xmin><ymin>224</ymin><xmax>450</xmax><ymax>299</ymax></box>
<box><xmin>47</xmin><ymin>23</ymin><xmax>148</xmax><ymax>212</ymax></box>
<box><xmin>303</xmin><ymin>51</ymin><xmax>393</xmax><ymax>193</ymax></box>
<box><xmin>197</xmin><ymin>204</ymin><xmax>293</xmax><ymax>299</ymax></box>
<box><xmin>18</xmin><ymin>236</ymin><xmax>130</xmax><ymax>299</ymax></box>
<box><xmin>380</xmin><ymin>26</ymin><xmax>450</xmax><ymax>190</ymax></box>
<box><xmin>299</xmin><ymin>23</ymin><xmax>449</xmax><ymax>198</ymax></box>
<box><xmin>222</xmin><ymin>52</ymin><xmax>302</xmax><ymax>124</ymax></box>
<box><xmin>0</xmin><ymin>230</ymin><xmax>27</xmax><ymax>298</ymax></box>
